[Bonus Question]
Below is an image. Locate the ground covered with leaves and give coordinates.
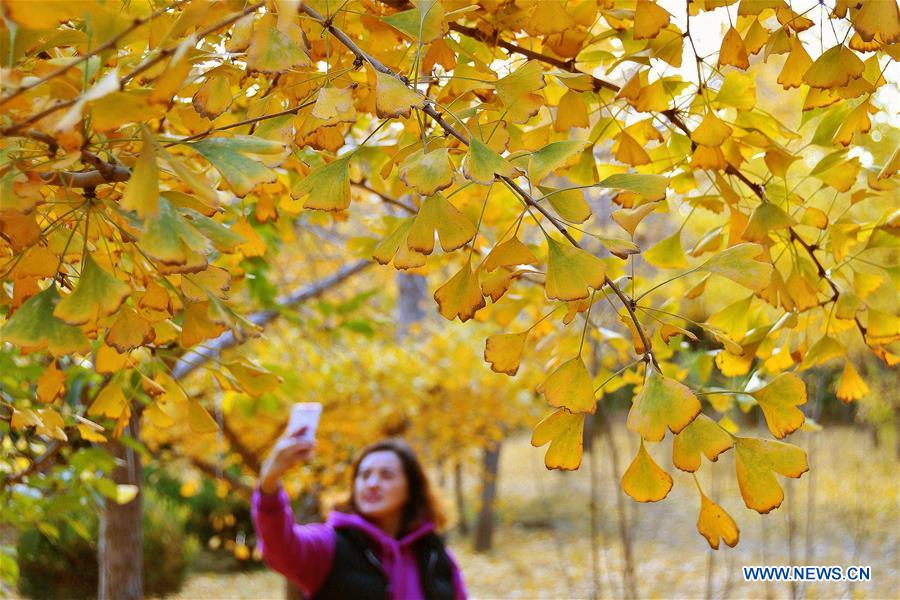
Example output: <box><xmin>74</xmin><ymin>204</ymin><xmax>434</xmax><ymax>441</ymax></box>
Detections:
<box><xmin>162</xmin><ymin>425</ymin><xmax>897</xmax><ymax>599</ymax></box>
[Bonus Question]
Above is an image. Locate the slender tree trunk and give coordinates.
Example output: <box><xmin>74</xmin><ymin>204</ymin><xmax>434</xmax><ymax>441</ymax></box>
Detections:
<box><xmin>473</xmin><ymin>441</ymin><xmax>501</xmax><ymax>552</ymax></box>
<box><xmin>598</xmin><ymin>402</ymin><xmax>638</xmax><ymax>599</ymax></box>
<box><xmin>454</xmin><ymin>461</ymin><xmax>469</xmax><ymax>535</ymax></box>
<box><xmin>99</xmin><ymin>412</ymin><xmax>142</xmax><ymax>600</ymax></box>
<box><xmin>587</xmin><ymin>415</ymin><xmax>604</xmax><ymax>600</ymax></box>
<box><xmin>396</xmin><ymin>272</ymin><xmax>427</xmax><ymax>339</ymax></box>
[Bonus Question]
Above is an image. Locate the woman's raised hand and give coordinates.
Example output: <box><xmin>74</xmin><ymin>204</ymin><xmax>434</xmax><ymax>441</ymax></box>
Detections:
<box><xmin>259</xmin><ymin>427</ymin><xmax>316</xmax><ymax>494</ymax></box>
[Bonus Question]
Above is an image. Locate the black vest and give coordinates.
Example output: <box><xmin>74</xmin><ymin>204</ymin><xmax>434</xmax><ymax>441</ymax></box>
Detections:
<box><xmin>312</xmin><ymin>526</ymin><xmax>456</xmax><ymax>600</ymax></box>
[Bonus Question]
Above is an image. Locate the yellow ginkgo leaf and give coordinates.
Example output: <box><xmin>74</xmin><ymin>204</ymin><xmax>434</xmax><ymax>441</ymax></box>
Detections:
<box><xmin>634</xmin><ymin>0</ymin><xmax>671</xmax><ymax>40</ymax></box>
<box><xmin>691</xmin><ymin>145</ymin><xmax>728</xmax><ymax>171</ymax></box>
<box><xmin>699</xmin><ymin>242</ymin><xmax>773</xmax><ymax>291</ymax></box>
<box><xmin>247</xmin><ymin>20</ymin><xmax>310</xmax><ymax>72</ymax></box>
<box><xmin>799</xmin><ymin>334</ymin><xmax>845</xmax><ymax>370</ymax></box>
<box><xmin>672</xmin><ymin>413</ymin><xmax>734</xmax><ymax>472</ymax></box>
<box><xmin>622</xmin><ymin>439</ymin><xmax>673</xmax><ymax>502</ymax></box>
<box><xmin>311</xmin><ymin>85</ymin><xmax>357</xmax><ymax>122</ymax></box>
<box><xmin>644</xmin><ymin>231</ymin><xmax>688</xmax><ymax>269</ymax></box>
<box><xmin>527</xmin><ymin>140</ymin><xmax>587</xmax><ymax>183</ymax></box>
<box><xmin>181</xmin><ymin>301</ymin><xmax>227</xmax><ymax>347</ymax></box>
<box><xmin>836</xmin><ymin>361</ymin><xmax>868</xmax><ymax>402</ymax></box>
<box><xmin>832</xmin><ymin>101</ymin><xmax>872</xmax><ymax>147</ymax></box>
<box><xmin>96</xmin><ymin>343</ymin><xmax>128</xmax><ymax>374</ymax></box>
<box><xmin>615</xmin><ymin>131</ymin><xmax>651</xmax><ymax>166</ymax></box>
<box><xmin>544</xmin><ymin>236</ymin><xmax>607</xmax><ymax>301</ymax></box>
<box><xmin>627</xmin><ymin>367</ymin><xmax>701</xmax><ymax>442</ymax></box>
<box><xmin>734</xmin><ymin>436</ymin><xmax>808</xmax><ymax>513</ymax></box>
<box><xmin>531</xmin><ymin>408</ymin><xmax>585</xmax><ymax>470</ymax></box>
<box><xmin>462</xmin><ymin>138</ymin><xmax>519</xmax><ymax>185</ymax></box>
<box><xmin>749</xmin><ymin>373</ymin><xmax>806</xmax><ymax>439</ymax></box>
<box><xmin>540</xmin><ymin>356</ymin><xmax>595</xmax><ymax>413</ymax></box>
<box><xmin>375</xmin><ymin>70</ymin><xmax>426</xmax><ymax>118</ymax></box>
<box><xmin>433</xmin><ymin>263</ymin><xmax>485</xmax><ymax>322</ymax></box>
<box><xmin>226</xmin><ymin>360</ymin><xmax>282</xmax><ymax>397</ymax></box>
<box><xmin>53</xmin><ymin>255</ymin><xmax>130</xmax><ymax>326</ymax></box>
<box><xmin>187</xmin><ymin>400</ymin><xmax>219</xmax><ymax>433</ymax></box>
<box><xmin>777</xmin><ymin>38</ymin><xmax>812</xmax><ymax>90</ymax></box>
<box><xmin>696</xmin><ymin>489</ymin><xmax>740</xmax><ymax>549</ymax></box>
<box><xmin>612</xmin><ymin>202</ymin><xmax>659</xmax><ymax>237</ymax></box>
<box><xmin>36</xmin><ymin>360</ymin><xmax>66</xmax><ymax>404</ymax></box>
<box><xmin>483</xmin><ymin>237</ymin><xmax>537</xmax><ymax>272</ymax></box>
<box><xmin>89</xmin><ymin>380</ymin><xmax>129</xmax><ymax>420</ymax></box>
<box><xmin>555</xmin><ymin>89</ymin><xmax>590</xmax><ymax>131</ymax></box>
<box><xmin>485</xmin><ymin>331</ymin><xmax>528</xmax><ymax>375</ymax></box>
<box><xmin>106</xmin><ymin>307</ymin><xmax>156</xmax><ymax>352</ymax></box>
<box><xmin>291</xmin><ymin>155</ymin><xmax>352</xmax><ymax>212</ymax></box>
<box><xmin>718</xmin><ymin>27</ymin><xmax>750</xmax><ymax>69</ymax></box>
<box><xmin>493</xmin><ymin>60</ymin><xmax>545</xmax><ymax>123</ymax></box>
<box><xmin>407</xmin><ymin>194</ymin><xmax>476</xmax><ymax>255</ymax></box>
<box><xmin>480</xmin><ymin>268</ymin><xmax>516</xmax><ymax>302</ymax></box>
<box><xmin>372</xmin><ymin>219</ymin><xmax>414</xmax><ymax>265</ymax></box>
<box><xmin>803</xmin><ymin>45</ymin><xmax>864</xmax><ymax>89</ymax></box>
<box><xmin>398</xmin><ymin>147</ymin><xmax>454</xmax><ymax>196</ymax></box>
<box><xmin>120</xmin><ymin>128</ymin><xmax>159</xmax><ymax>218</ymax></box>
<box><xmin>851</xmin><ymin>0</ymin><xmax>900</xmax><ymax>44</ymax></box>
<box><xmin>691</xmin><ymin>113</ymin><xmax>733</xmax><ymax>147</ymax></box>
<box><xmin>542</xmin><ymin>187</ymin><xmax>592</xmax><ymax>224</ymax></box>
<box><xmin>741</xmin><ymin>202</ymin><xmax>796</xmax><ymax>243</ymax></box>
<box><xmin>192</xmin><ymin>75</ymin><xmax>233</xmax><ymax>120</ymax></box>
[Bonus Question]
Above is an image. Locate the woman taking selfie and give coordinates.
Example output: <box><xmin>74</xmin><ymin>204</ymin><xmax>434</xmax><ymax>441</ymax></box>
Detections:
<box><xmin>252</xmin><ymin>424</ymin><xmax>468</xmax><ymax>600</ymax></box>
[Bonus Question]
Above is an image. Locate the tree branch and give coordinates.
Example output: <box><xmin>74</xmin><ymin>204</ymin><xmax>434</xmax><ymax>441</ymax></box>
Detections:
<box><xmin>171</xmin><ymin>259</ymin><xmax>371</xmax><ymax>380</ymax></box>
<box><xmin>189</xmin><ymin>455</ymin><xmax>253</xmax><ymax>497</ymax></box>
<box><xmin>221</xmin><ymin>416</ymin><xmax>262</xmax><ymax>475</ymax></box>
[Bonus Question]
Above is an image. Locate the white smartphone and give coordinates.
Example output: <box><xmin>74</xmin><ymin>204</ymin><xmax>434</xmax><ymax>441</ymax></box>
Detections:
<box><xmin>287</xmin><ymin>402</ymin><xmax>322</xmax><ymax>441</ymax></box>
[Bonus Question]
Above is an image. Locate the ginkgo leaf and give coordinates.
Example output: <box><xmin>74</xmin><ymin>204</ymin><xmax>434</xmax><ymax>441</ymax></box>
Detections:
<box><xmin>89</xmin><ymin>380</ymin><xmax>129</xmax><ymax>420</ymax></box>
<box><xmin>540</xmin><ymin>356</ymin><xmax>595</xmax><ymax>413</ymax></box>
<box><xmin>372</xmin><ymin>218</ymin><xmax>415</xmax><ymax>265</ymax></box>
<box><xmin>734</xmin><ymin>436</ymin><xmax>808</xmax><ymax>513</ymax></box>
<box><xmin>398</xmin><ymin>147</ymin><xmax>454</xmax><ymax>196</ymax></box>
<box><xmin>247</xmin><ymin>22</ymin><xmax>310</xmax><ymax>72</ymax></box>
<box><xmin>627</xmin><ymin>367</ymin><xmax>701</xmax><ymax>442</ymax></box>
<box><xmin>803</xmin><ymin>45</ymin><xmax>864</xmax><ymax>89</ymax></box>
<box><xmin>697</xmin><ymin>489</ymin><xmax>740</xmax><ymax>549</ymax></box>
<box><xmin>718</xmin><ymin>27</ymin><xmax>750</xmax><ymax>69</ymax></box>
<box><xmin>382</xmin><ymin>0</ymin><xmax>444</xmax><ymax>43</ymax></box>
<box><xmin>634</xmin><ymin>0</ymin><xmax>671</xmax><ymax>40</ymax></box>
<box><xmin>483</xmin><ymin>237</ymin><xmax>537</xmax><ymax>272</ymax></box>
<box><xmin>741</xmin><ymin>202</ymin><xmax>796</xmax><ymax>243</ymax></box>
<box><xmin>191</xmin><ymin>136</ymin><xmax>282</xmax><ymax>197</ymax></box>
<box><xmin>778</xmin><ymin>38</ymin><xmax>812</xmax><ymax>90</ymax></box>
<box><xmin>192</xmin><ymin>75</ymin><xmax>233</xmax><ymax>120</ymax></box>
<box><xmin>852</xmin><ymin>0</ymin><xmax>900</xmax><ymax>44</ymax></box>
<box><xmin>187</xmin><ymin>400</ymin><xmax>218</xmax><ymax>433</ymax></box>
<box><xmin>800</xmin><ymin>334</ymin><xmax>845</xmax><ymax>369</ymax></box>
<box><xmin>181</xmin><ymin>301</ymin><xmax>227</xmax><ymax>347</ymax></box>
<box><xmin>715</xmin><ymin>70</ymin><xmax>756</xmax><ymax>110</ymax></box>
<box><xmin>36</xmin><ymin>360</ymin><xmax>66</xmax><ymax>404</ymax></box>
<box><xmin>544</xmin><ymin>236</ymin><xmax>607</xmax><ymax>301</ymax></box>
<box><xmin>121</xmin><ymin>128</ymin><xmax>159</xmax><ymax>218</ymax></box>
<box><xmin>407</xmin><ymin>194</ymin><xmax>476</xmax><ymax>254</ymax></box>
<box><xmin>461</xmin><ymin>138</ymin><xmax>519</xmax><ymax>185</ymax></box>
<box><xmin>226</xmin><ymin>360</ymin><xmax>282</xmax><ymax>397</ymax></box>
<box><xmin>644</xmin><ymin>231</ymin><xmax>688</xmax><ymax>269</ymax></box>
<box><xmin>612</xmin><ymin>203</ymin><xmax>660</xmax><ymax>237</ymax></box>
<box><xmin>836</xmin><ymin>361</ymin><xmax>868</xmax><ymax>402</ymax></box>
<box><xmin>494</xmin><ymin>60</ymin><xmax>545</xmax><ymax>123</ymax></box>
<box><xmin>622</xmin><ymin>439</ymin><xmax>673</xmax><ymax>502</ymax></box>
<box><xmin>598</xmin><ymin>173</ymin><xmax>668</xmax><ymax>201</ymax></box>
<box><xmin>699</xmin><ymin>243</ymin><xmax>773</xmax><ymax>290</ymax></box>
<box><xmin>749</xmin><ymin>373</ymin><xmax>806</xmax><ymax>439</ymax></box>
<box><xmin>527</xmin><ymin>140</ymin><xmax>587</xmax><ymax>183</ymax></box>
<box><xmin>433</xmin><ymin>263</ymin><xmax>485</xmax><ymax>322</ymax></box>
<box><xmin>691</xmin><ymin>113</ymin><xmax>733</xmax><ymax>147</ymax></box>
<box><xmin>53</xmin><ymin>256</ymin><xmax>130</xmax><ymax>326</ymax></box>
<box><xmin>615</xmin><ymin>131</ymin><xmax>651</xmax><ymax>166</ymax></box>
<box><xmin>531</xmin><ymin>408</ymin><xmax>585</xmax><ymax>470</ymax></box>
<box><xmin>291</xmin><ymin>155</ymin><xmax>352</xmax><ymax>212</ymax></box>
<box><xmin>555</xmin><ymin>89</ymin><xmax>589</xmax><ymax>131</ymax></box>
<box><xmin>672</xmin><ymin>413</ymin><xmax>734</xmax><ymax>472</ymax></box>
<box><xmin>542</xmin><ymin>187</ymin><xmax>592</xmax><ymax>224</ymax></box>
<box><xmin>484</xmin><ymin>331</ymin><xmax>528</xmax><ymax>375</ymax></box>
<box><xmin>375</xmin><ymin>70</ymin><xmax>426</xmax><ymax>118</ymax></box>
<box><xmin>140</xmin><ymin>198</ymin><xmax>209</xmax><ymax>267</ymax></box>
<box><xmin>480</xmin><ymin>267</ymin><xmax>516</xmax><ymax>302</ymax></box>
<box><xmin>311</xmin><ymin>85</ymin><xmax>357</xmax><ymax>122</ymax></box>
<box><xmin>106</xmin><ymin>307</ymin><xmax>155</xmax><ymax>352</ymax></box>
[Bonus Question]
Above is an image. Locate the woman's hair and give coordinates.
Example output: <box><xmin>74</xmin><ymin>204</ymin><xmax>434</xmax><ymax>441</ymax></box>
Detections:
<box><xmin>336</xmin><ymin>438</ymin><xmax>446</xmax><ymax>535</ymax></box>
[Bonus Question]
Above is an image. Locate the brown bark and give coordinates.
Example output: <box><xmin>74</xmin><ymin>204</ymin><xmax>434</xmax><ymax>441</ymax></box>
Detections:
<box><xmin>473</xmin><ymin>441</ymin><xmax>501</xmax><ymax>552</ymax></box>
<box><xmin>454</xmin><ymin>461</ymin><xmax>469</xmax><ymax>536</ymax></box>
<box><xmin>99</xmin><ymin>413</ymin><xmax>143</xmax><ymax>600</ymax></box>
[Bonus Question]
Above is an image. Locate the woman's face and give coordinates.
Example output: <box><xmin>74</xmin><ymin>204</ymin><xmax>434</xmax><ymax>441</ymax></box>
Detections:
<box><xmin>354</xmin><ymin>450</ymin><xmax>409</xmax><ymax>522</ymax></box>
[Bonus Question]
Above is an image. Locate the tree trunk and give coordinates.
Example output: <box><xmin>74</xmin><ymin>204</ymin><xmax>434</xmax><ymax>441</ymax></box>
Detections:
<box><xmin>473</xmin><ymin>441</ymin><xmax>501</xmax><ymax>552</ymax></box>
<box><xmin>396</xmin><ymin>272</ymin><xmax>427</xmax><ymax>339</ymax></box>
<box><xmin>99</xmin><ymin>413</ymin><xmax>143</xmax><ymax>600</ymax></box>
<box><xmin>454</xmin><ymin>460</ymin><xmax>469</xmax><ymax>535</ymax></box>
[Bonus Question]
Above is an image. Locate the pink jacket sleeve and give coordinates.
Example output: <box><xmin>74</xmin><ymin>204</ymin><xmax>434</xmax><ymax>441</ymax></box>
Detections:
<box><xmin>251</xmin><ymin>486</ymin><xmax>335</xmax><ymax>595</ymax></box>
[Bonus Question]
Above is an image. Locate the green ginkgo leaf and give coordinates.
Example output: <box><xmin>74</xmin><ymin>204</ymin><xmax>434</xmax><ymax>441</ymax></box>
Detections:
<box><xmin>627</xmin><ymin>367</ymin><xmax>701</xmax><ymax>442</ymax></box>
<box><xmin>291</xmin><ymin>155</ymin><xmax>352</xmax><ymax>212</ymax></box>
<box><xmin>53</xmin><ymin>255</ymin><xmax>130</xmax><ymax>325</ymax></box>
<box><xmin>191</xmin><ymin>136</ymin><xmax>282</xmax><ymax>197</ymax></box>
<box><xmin>462</xmin><ymin>138</ymin><xmax>519</xmax><ymax>185</ymax></box>
<box><xmin>544</xmin><ymin>236</ymin><xmax>606</xmax><ymax>301</ymax></box>
<box><xmin>2</xmin><ymin>286</ymin><xmax>89</xmax><ymax>355</ymax></box>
